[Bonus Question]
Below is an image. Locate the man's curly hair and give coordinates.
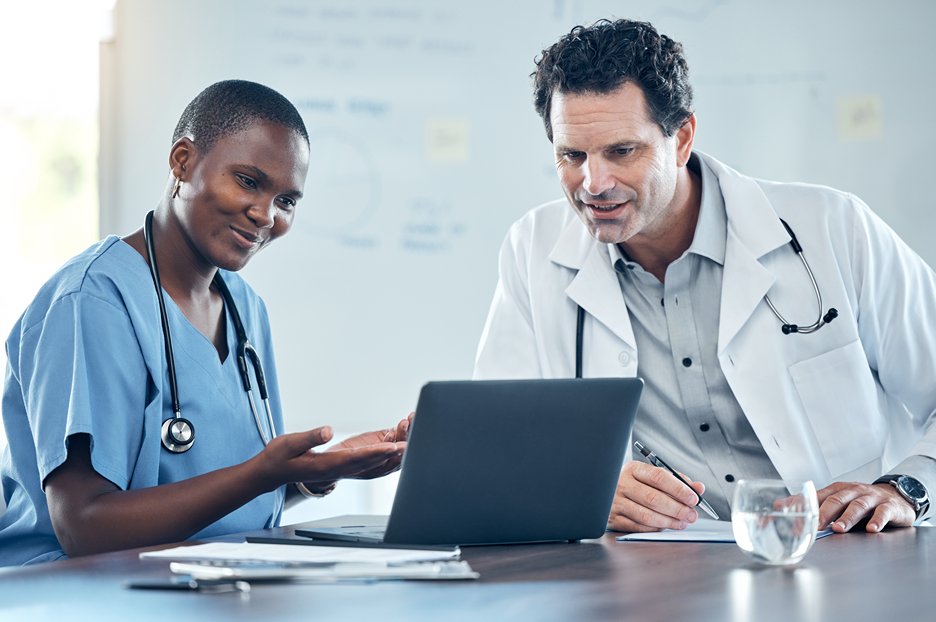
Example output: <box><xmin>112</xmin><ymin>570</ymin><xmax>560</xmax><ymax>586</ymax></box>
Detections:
<box><xmin>532</xmin><ymin>19</ymin><xmax>693</xmax><ymax>140</ymax></box>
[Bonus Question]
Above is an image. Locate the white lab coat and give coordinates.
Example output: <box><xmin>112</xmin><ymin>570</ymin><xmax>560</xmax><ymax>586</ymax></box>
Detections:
<box><xmin>474</xmin><ymin>152</ymin><xmax>936</xmax><ymax>489</ymax></box>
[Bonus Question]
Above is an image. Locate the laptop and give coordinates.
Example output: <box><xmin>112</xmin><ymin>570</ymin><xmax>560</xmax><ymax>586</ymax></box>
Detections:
<box><xmin>296</xmin><ymin>377</ymin><xmax>643</xmax><ymax>546</ymax></box>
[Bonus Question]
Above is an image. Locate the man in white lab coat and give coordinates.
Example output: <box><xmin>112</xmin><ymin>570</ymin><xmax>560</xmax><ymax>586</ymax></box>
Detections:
<box><xmin>474</xmin><ymin>18</ymin><xmax>936</xmax><ymax>533</ymax></box>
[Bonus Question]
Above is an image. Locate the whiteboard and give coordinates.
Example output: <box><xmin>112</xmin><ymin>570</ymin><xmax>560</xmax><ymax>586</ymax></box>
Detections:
<box><xmin>102</xmin><ymin>0</ymin><xmax>936</xmax><ymax>434</ymax></box>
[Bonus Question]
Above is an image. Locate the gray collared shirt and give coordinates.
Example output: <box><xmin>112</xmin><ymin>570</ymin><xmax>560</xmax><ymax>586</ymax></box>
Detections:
<box><xmin>611</xmin><ymin>154</ymin><xmax>781</xmax><ymax>519</ymax></box>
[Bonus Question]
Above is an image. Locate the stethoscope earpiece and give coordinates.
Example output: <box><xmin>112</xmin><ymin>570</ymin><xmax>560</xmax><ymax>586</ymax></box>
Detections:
<box><xmin>161</xmin><ymin>417</ymin><xmax>196</xmax><ymax>453</ymax></box>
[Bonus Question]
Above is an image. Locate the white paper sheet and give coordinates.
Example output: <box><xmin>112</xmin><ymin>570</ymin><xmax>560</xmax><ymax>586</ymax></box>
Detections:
<box><xmin>140</xmin><ymin>541</ymin><xmax>460</xmax><ymax>565</ymax></box>
<box><xmin>615</xmin><ymin>519</ymin><xmax>835</xmax><ymax>543</ymax></box>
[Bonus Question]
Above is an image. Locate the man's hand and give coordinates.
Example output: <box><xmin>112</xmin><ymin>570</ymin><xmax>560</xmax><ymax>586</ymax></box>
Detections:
<box><xmin>607</xmin><ymin>460</ymin><xmax>706</xmax><ymax>532</ymax></box>
<box><xmin>817</xmin><ymin>482</ymin><xmax>917</xmax><ymax>533</ymax></box>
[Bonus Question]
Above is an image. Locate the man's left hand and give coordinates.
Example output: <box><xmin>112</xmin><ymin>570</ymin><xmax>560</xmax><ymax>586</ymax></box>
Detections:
<box><xmin>817</xmin><ymin>481</ymin><xmax>917</xmax><ymax>533</ymax></box>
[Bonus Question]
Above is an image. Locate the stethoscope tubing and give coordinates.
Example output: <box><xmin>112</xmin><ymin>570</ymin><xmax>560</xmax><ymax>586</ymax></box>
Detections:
<box><xmin>210</xmin><ymin>273</ymin><xmax>277</xmax><ymax>445</ymax></box>
<box><xmin>143</xmin><ymin>210</ymin><xmax>276</xmax><ymax>452</ymax></box>
<box><xmin>574</xmin><ymin>218</ymin><xmax>836</xmax><ymax>377</ymax></box>
<box><xmin>144</xmin><ymin>211</ymin><xmax>183</xmax><ymax>419</ymax></box>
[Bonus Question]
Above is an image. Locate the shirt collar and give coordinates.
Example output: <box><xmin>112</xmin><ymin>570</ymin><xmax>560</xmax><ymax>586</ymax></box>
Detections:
<box><xmin>686</xmin><ymin>152</ymin><xmax>727</xmax><ymax>266</ymax></box>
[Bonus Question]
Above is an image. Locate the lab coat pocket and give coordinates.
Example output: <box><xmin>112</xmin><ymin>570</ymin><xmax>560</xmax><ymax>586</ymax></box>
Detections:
<box><xmin>788</xmin><ymin>339</ymin><xmax>884</xmax><ymax>478</ymax></box>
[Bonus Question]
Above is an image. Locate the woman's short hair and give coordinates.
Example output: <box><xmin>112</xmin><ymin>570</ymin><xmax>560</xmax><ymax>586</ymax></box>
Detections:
<box><xmin>172</xmin><ymin>80</ymin><xmax>309</xmax><ymax>151</ymax></box>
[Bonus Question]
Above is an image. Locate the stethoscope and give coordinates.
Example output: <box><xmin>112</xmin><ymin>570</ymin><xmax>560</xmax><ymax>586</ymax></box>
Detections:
<box><xmin>574</xmin><ymin>218</ymin><xmax>838</xmax><ymax>377</ymax></box>
<box><xmin>143</xmin><ymin>210</ymin><xmax>277</xmax><ymax>453</ymax></box>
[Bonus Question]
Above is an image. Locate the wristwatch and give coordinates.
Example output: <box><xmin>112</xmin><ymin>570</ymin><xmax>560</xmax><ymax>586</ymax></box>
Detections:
<box><xmin>873</xmin><ymin>474</ymin><xmax>930</xmax><ymax>519</ymax></box>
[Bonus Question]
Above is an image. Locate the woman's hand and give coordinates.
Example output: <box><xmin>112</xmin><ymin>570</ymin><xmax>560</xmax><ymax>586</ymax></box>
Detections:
<box><xmin>325</xmin><ymin>412</ymin><xmax>415</xmax><ymax>481</ymax></box>
<box><xmin>255</xmin><ymin>413</ymin><xmax>415</xmax><ymax>494</ymax></box>
<box><xmin>252</xmin><ymin>424</ymin><xmax>405</xmax><ymax>493</ymax></box>
<box><xmin>332</xmin><ymin>412</ymin><xmax>414</xmax><ymax>450</ymax></box>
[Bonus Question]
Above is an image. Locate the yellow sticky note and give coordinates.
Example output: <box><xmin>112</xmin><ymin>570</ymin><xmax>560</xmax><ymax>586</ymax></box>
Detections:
<box><xmin>425</xmin><ymin>119</ymin><xmax>470</xmax><ymax>162</ymax></box>
<box><xmin>837</xmin><ymin>95</ymin><xmax>882</xmax><ymax>141</ymax></box>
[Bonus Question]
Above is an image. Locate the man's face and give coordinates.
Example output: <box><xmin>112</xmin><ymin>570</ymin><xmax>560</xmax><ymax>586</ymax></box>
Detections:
<box><xmin>551</xmin><ymin>82</ymin><xmax>692</xmax><ymax>247</ymax></box>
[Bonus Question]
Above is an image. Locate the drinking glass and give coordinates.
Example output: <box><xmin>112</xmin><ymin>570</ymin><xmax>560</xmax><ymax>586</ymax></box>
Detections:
<box><xmin>731</xmin><ymin>479</ymin><xmax>819</xmax><ymax>566</ymax></box>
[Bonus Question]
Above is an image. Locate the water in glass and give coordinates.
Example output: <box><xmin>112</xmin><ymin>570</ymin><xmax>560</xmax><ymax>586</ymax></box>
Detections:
<box><xmin>731</xmin><ymin>479</ymin><xmax>819</xmax><ymax>566</ymax></box>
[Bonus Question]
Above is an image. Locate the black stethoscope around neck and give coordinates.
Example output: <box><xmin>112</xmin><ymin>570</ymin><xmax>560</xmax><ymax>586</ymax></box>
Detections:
<box><xmin>574</xmin><ymin>218</ymin><xmax>838</xmax><ymax>378</ymax></box>
<box><xmin>143</xmin><ymin>210</ymin><xmax>277</xmax><ymax>453</ymax></box>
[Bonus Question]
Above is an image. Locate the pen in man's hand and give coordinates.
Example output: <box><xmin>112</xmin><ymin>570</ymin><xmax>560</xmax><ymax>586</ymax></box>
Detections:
<box><xmin>633</xmin><ymin>440</ymin><xmax>720</xmax><ymax>520</ymax></box>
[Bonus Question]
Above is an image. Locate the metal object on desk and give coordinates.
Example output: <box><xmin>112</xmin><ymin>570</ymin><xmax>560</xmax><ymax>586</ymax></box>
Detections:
<box><xmin>125</xmin><ymin>576</ymin><xmax>251</xmax><ymax>593</ymax></box>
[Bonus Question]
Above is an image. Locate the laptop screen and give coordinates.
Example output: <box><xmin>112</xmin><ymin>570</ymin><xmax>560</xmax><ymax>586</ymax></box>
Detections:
<box><xmin>378</xmin><ymin>378</ymin><xmax>643</xmax><ymax>545</ymax></box>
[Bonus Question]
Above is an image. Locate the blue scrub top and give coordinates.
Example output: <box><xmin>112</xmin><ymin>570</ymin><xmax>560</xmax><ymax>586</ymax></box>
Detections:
<box><xmin>0</xmin><ymin>236</ymin><xmax>286</xmax><ymax>566</ymax></box>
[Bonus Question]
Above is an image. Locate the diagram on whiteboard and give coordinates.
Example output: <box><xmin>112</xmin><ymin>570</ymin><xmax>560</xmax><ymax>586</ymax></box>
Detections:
<box><xmin>294</xmin><ymin>129</ymin><xmax>382</xmax><ymax>248</ymax></box>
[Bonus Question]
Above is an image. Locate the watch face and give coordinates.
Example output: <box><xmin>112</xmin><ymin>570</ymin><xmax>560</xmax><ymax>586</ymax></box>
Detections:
<box><xmin>898</xmin><ymin>476</ymin><xmax>927</xmax><ymax>501</ymax></box>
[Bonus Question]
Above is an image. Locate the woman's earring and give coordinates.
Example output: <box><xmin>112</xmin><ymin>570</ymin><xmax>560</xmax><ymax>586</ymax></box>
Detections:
<box><xmin>172</xmin><ymin>176</ymin><xmax>182</xmax><ymax>199</ymax></box>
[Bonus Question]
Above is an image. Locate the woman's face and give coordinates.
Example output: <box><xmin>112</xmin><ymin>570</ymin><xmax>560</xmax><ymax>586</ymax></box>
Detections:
<box><xmin>172</xmin><ymin>121</ymin><xmax>310</xmax><ymax>273</ymax></box>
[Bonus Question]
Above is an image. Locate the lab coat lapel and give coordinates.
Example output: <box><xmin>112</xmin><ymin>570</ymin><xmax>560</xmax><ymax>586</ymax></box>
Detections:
<box><xmin>700</xmin><ymin>154</ymin><xmax>790</xmax><ymax>354</ymax></box>
<box><xmin>550</xmin><ymin>217</ymin><xmax>636</xmax><ymax>350</ymax></box>
<box><xmin>719</xmin><ymin>232</ymin><xmax>776</xmax><ymax>353</ymax></box>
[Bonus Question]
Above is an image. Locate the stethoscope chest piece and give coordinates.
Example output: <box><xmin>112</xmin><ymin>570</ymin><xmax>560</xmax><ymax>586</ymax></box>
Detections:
<box><xmin>161</xmin><ymin>417</ymin><xmax>196</xmax><ymax>453</ymax></box>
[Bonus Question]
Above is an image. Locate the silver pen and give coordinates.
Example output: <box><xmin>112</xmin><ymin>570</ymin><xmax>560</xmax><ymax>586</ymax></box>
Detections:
<box><xmin>633</xmin><ymin>440</ymin><xmax>720</xmax><ymax>520</ymax></box>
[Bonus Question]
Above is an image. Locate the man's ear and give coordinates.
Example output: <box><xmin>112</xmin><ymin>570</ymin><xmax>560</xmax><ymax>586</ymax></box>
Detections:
<box><xmin>168</xmin><ymin>137</ymin><xmax>196</xmax><ymax>179</ymax></box>
<box><xmin>675</xmin><ymin>113</ymin><xmax>696</xmax><ymax>167</ymax></box>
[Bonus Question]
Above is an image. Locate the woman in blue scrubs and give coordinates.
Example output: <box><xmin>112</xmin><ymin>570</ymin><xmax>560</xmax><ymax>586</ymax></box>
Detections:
<box><xmin>0</xmin><ymin>80</ymin><xmax>410</xmax><ymax>565</ymax></box>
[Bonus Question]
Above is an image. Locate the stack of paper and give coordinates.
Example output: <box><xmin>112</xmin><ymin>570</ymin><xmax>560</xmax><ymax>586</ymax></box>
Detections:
<box><xmin>166</xmin><ymin>560</ymin><xmax>478</xmax><ymax>582</ymax></box>
<box><xmin>139</xmin><ymin>541</ymin><xmax>478</xmax><ymax>582</ymax></box>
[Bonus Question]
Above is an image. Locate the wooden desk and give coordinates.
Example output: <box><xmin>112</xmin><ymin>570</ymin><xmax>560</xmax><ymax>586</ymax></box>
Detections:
<box><xmin>1</xmin><ymin>519</ymin><xmax>933</xmax><ymax>622</ymax></box>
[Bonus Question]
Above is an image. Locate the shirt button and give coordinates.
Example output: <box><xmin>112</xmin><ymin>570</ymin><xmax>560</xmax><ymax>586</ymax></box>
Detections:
<box><xmin>682</xmin><ymin>357</ymin><xmax>693</xmax><ymax>367</ymax></box>
<box><xmin>725</xmin><ymin>474</ymin><xmax>735</xmax><ymax>483</ymax></box>
<box><xmin>618</xmin><ymin>351</ymin><xmax>631</xmax><ymax>366</ymax></box>
<box><xmin>699</xmin><ymin>423</ymin><xmax>710</xmax><ymax>432</ymax></box>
